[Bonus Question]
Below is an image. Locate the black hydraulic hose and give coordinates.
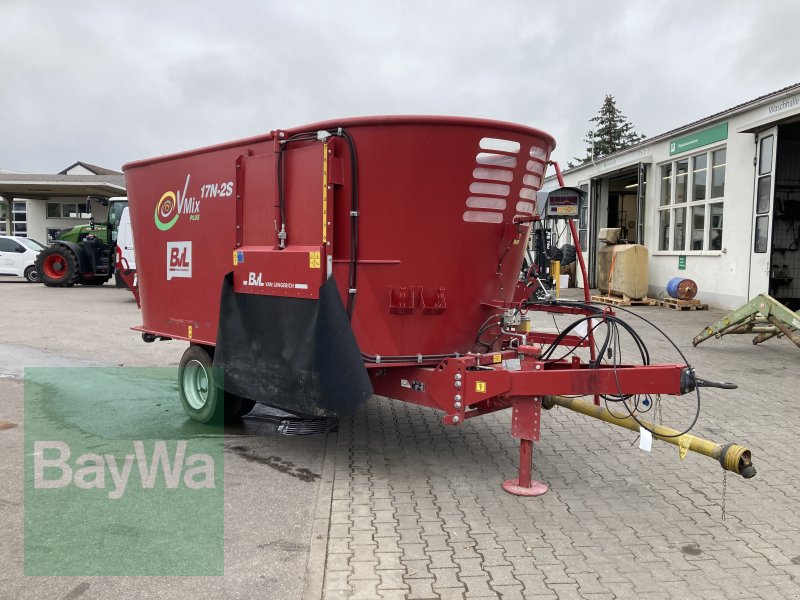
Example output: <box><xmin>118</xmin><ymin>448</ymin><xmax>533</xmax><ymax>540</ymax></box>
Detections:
<box><xmin>339</xmin><ymin>129</ymin><xmax>359</xmax><ymax>320</ymax></box>
<box><xmin>590</xmin><ymin>301</ymin><xmax>702</xmax><ymax>439</ymax></box>
<box><xmin>274</xmin><ymin>128</ymin><xmax>360</xmax><ymax>320</ymax></box>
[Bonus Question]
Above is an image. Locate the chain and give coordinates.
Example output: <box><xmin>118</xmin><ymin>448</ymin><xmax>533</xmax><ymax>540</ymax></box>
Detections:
<box><xmin>722</xmin><ymin>469</ymin><xmax>727</xmax><ymax>521</ymax></box>
<box><xmin>656</xmin><ymin>394</ymin><xmax>663</xmax><ymax>426</ymax></box>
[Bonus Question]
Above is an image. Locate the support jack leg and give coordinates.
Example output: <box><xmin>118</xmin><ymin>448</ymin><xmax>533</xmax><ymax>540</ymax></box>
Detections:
<box><xmin>501</xmin><ymin>397</ymin><xmax>548</xmax><ymax>496</ymax></box>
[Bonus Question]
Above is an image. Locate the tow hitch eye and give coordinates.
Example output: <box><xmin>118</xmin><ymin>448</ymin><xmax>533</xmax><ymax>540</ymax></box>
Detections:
<box><xmin>681</xmin><ymin>368</ymin><xmax>738</xmax><ymax>394</ymax></box>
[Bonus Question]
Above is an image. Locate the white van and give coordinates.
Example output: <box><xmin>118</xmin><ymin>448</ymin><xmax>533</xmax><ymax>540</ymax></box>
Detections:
<box><xmin>114</xmin><ymin>207</ymin><xmax>137</xmax><ymax>292</ymax></box>
<box><xmin>117</xmin><ymin>207</ymin><xmax>135</xmax><ymax>271</ymax></box>
<box><xmin>0</xmin><ymin>235</ymin><xmax>46</xmax><ymax>282</ymax></box>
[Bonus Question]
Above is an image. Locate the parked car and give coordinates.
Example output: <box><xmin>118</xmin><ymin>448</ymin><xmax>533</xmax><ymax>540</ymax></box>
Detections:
<box><xmin>0</xmin><ymin>235</ymin><xmax>46</xmax><ymax>282</ymax></box>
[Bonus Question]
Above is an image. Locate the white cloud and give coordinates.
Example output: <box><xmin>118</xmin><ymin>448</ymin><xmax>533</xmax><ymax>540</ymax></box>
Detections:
<box><xmin>0</xmin><ymin>0</ymin><xmax>797</xmax><ymax>172</ymax></box>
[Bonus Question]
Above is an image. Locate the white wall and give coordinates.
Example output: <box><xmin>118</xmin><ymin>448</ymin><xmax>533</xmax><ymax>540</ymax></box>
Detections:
<box><xmin>24</xmin><ymin>197</ymin><xmax>109</xmax><ymax>242</ymax></box>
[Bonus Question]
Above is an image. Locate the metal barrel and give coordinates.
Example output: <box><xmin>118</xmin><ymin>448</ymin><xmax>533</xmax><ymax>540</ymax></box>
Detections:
<box><xmin>666</xmin><ymin>277</ymin><xmax>698</xmax><ymax>300</ymax></box>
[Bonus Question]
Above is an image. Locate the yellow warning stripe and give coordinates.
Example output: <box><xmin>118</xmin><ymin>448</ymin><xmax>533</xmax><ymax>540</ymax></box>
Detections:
<box><xmin>322</xmin><ymin>142</ymin><xmax>328</xmax><ymax>244</ymax></box>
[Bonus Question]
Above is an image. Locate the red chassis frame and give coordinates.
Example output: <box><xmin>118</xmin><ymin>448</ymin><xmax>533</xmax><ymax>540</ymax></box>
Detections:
<box><xmin>368</xmin><ymin>161</ymin><xmax>688</xmax><ymax>496</ymax></box>
<box><xmin>370</xmin><ymin>344</ymin><xmax>689</xmax><ymax>497</ymax></box>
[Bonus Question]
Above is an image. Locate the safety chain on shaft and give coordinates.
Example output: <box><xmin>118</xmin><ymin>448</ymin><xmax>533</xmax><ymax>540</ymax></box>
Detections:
<box><xmin>656</xmin><ymin>394</ymin><xmax>663</xmax><ymax>426</ymax></box>
<box><xmin>722</xmin><ymin>469</ymin><xmax>727</xmax><ymax>521</ymax></box>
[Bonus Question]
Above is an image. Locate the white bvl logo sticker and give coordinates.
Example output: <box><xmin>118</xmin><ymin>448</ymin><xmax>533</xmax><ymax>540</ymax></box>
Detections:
<box><xmin>247</xmin><ymin>272</ymin><xmax>264</xmax><ymax>286</ymax></box>
<box><xmin>167</xmin><ymin>241</ymin><xmax>192</xmax><ymax>280</ymax></box>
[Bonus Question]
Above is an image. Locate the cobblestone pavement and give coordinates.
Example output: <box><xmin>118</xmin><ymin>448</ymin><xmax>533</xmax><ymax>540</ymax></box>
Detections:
<box><xmin>321</xmin><ymin>296</ymin><xmax>800</xmax><ymax>599</ymax></box>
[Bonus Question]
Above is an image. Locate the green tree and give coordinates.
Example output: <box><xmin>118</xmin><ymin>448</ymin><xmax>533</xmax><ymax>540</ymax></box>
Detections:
<box><xmin>570</xmin><ymin>95</ymin><xmax>646</xmax><ymax>167</ymax></box>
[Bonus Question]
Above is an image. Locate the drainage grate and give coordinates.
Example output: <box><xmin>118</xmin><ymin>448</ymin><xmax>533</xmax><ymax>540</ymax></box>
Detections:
<box><xmin>277</xmin><ymin>417</ymin><xmax>338</xmax><ymax>436</ymax></box>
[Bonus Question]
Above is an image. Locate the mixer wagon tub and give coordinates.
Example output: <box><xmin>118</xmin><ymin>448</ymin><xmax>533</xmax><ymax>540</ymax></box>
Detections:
<box><xmin>123</xmin><ymin>116</ymin><xmax>754</xmax><ymax>495</ymax></box>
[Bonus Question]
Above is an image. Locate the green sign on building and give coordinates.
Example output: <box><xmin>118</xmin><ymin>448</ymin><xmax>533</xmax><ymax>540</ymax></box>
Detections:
<box><xmin>678</xmin><ymin>255</ymin><xmax>686</xmax><ymax>270</ymax></box>
<box><xmin>669</xmin><ymin>122</ymin><xmax>728</xmax><ymax>156</ymax></box>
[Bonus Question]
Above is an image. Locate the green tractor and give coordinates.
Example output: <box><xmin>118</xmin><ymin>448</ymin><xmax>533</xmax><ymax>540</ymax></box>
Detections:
<box><xmin>36</xmin><ymin>197</ymin><xmax>128</xmax><ymax>287</ymax></box>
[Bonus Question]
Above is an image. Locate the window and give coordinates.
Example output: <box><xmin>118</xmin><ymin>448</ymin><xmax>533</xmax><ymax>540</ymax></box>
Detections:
<box><xmin>0</xmin><ymin>238</ymin><xmax>21</xmax><ymax>252</ymax></box>
<box><xmin>578</xmin><ymin>183</ymin><xmax>588</xmax><ymax>249</ymax></box>
<box><xmin>12</xmin><ymin>201</ymin><xmax>27</xmax><ymax>236</ymax></box>
<box><xmin>46</xmin><ymin>202</ymin><xmax>92</xmax><ymax>219</ymax></box>
<box><xmin>658</xmin><ymin>210</ymin><xmax>670</xmax><ymax>251</ymax></box>
<box><xmin>19</xmin><ymin>237</ymin><xmax>45</xmax><ymax>251</ymax></box>
<box><xmin>657</xmin><ymin>145</ymin><xmax>726</xmax><ymax>253</ymax></box>
<box><xmin>711</xmin><ymin>149</ymin><xmax>725</xmax><ymax>198</ymax></box>
<box><xmin>660</xmin><ymin>165</ymin><xmax>671</xmax><ymax>206</ymax></box>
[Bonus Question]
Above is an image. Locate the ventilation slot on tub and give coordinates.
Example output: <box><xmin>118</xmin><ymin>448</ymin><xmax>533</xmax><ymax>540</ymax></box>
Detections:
<box><xmin>464</xmin><ymin>138</ymin><xmax>520</xmax><ymax>224</ymax></box>
<box><xmin>515</xmin><ymin>145</ymin><xmax>549</xmax><ymax>221</ymax></box>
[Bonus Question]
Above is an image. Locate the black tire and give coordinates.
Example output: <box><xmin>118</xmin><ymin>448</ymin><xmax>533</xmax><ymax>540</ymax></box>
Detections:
<box><xmin>79</xmin><ymin>275</ymin><xmax>111</xmax><ymax>286</ymax></box>
<box><xmin>178</xmin><ymin>345</ymin><xmax>224</xmax><ymax>424</ymax></box>
<box><xmin>24</xmin><ymin>266</ymin><xmax>40</xmax><ymax>283</ymax></box>
<box><xmin>37</xmin><ymin>246</ymin><xmax>79</xmax><ymax>287</ymax></box>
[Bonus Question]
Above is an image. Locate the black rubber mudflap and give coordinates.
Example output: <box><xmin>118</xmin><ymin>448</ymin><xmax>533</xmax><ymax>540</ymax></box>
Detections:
<box><xmin>213</xmin><ymin>274</ymin><xmax>373</xmax><ymax>417</ymax></box>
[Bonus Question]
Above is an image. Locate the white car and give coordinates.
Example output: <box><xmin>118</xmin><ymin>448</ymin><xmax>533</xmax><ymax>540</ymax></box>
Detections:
<box><xmin>0</xmin><ymin>235</ymin><xmax>46</xmax><ymax>282</ymax></box>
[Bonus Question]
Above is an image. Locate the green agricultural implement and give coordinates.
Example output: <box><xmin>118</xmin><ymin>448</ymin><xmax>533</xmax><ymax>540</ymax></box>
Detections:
<box><xmin>693</xmin><ymin>294</ymin><xmax>800</xmax><ymax>350</ymax></box>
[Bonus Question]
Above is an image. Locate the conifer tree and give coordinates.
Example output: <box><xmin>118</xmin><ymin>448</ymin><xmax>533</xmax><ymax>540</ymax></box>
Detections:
<box><xmin>570</xmin><ymin>95</ymin><xmax>646</xmax><ymax>166</ymax></box>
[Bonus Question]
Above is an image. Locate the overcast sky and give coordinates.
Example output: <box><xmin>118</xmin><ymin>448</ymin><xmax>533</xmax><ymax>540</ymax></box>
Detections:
<box><xmin>1</xmin><ymin>1</ymin><xmax>797</xmax><ymax>174</ymax></box>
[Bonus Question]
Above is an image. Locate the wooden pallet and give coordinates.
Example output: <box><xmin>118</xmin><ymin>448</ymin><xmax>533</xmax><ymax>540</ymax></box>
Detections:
<box><xmin>591</xmin><ymin>294</ymin><xmax>657</xmax><ymax>307</ymax></box>
<box><xmin>659</xmin><ymin>298</ymin><xmax>708</xmax><ymax>311</ymax></box>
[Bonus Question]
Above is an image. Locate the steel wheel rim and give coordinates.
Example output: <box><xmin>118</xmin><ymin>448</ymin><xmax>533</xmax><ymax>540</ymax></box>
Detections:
<box><xmin>42</xmin><ymin>255</ymin><xmax>66</xmax><ymax>279</ymax></box>
<box><xmin>183</xmin><ymin>359</ymin><xmax>209</xmax><ymax>410</ymax></box>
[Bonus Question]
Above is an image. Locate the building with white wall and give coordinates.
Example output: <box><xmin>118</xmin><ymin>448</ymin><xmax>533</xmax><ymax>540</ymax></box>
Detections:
<box><xmin>550</xmin><ymin>83</ymin><xmax>800</xmax><ymax>311</ymax></box>
<box><xmin>0</xmin><ymin>162</ymin><xmax>125</xmax><ymax>242</ymax></box>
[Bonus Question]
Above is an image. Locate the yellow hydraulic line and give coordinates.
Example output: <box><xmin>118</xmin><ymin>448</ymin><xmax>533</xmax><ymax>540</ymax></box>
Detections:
<box><xmin>542</xmin><ymin>396</ymin><xmax>756</xmax><ymax>478</ymax></box>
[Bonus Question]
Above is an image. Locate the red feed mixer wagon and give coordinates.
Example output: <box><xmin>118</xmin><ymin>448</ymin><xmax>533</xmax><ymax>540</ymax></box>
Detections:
<box><xmin>123</xmin><ymin>116</ymin><xmax>755</xmax><ymax>495</ymax></box>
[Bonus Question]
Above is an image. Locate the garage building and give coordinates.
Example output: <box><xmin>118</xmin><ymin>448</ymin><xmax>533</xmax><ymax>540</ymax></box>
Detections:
<box><xmin>551</xmin><ymin>82</ymin><xmax>800</xmax><ymax>311</ymax></box>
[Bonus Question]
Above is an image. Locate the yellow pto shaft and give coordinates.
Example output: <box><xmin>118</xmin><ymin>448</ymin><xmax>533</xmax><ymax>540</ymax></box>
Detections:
<box><xmin>542</xmin><ymin>396</ymin><xmax>756</xmax><ymax>478</ymax></box>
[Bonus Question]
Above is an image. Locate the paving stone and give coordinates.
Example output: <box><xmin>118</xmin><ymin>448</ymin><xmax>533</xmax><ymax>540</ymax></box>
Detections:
<box><xmin>460</xmin><ymin>575</ymin><xmax>495</xmax><ymax>597</ymax></box>
<box><xmin>406</xmin><ymin>577</ymin><xmax>438</xmax><ymax>599</ymax></box>
<box><xmin>349</xmin><ymin>560</ymin><xmax>378</xmax><ymax>581</ymax></box>
<box><xmin>323</xmin><ymin>569</ymin><xmax>353</xmax><ymax>592</ymax></box>
<box><xmin>378</xmin><ymin>590</ymin><xmax>412</xmax><ymax>600</ymax></box>
<box><xmin>350</xmin><ymin>543</ymin><xmax>378</xmax><ymax>563</ymax></box>
<box><xmin>403</xmin><ymin>559</ymin><xmax>433</xmax><ymax>579</ymax></box>
<box><xmin>515</xmin><ymin>573</ymin><xmax>551</xmax><ymax>596</ymax></box>
<box><xmin>326</xmin><ymin>552</ymin><xmax>350</xmax><ymax>571</ymax></box>
<box><xmin>327</xmin><ymin>303</ymin><xmax>800</xmax><ymax>600</ymax></box>
<box><xmin>437</xmin><ymin>587</ymin><xmax>471</xmax><ymax>600</ymax></box>
<box><xmin>376</xmin><ymin>568</ymin><xmax>409</xmax><ymax>591</ymax></box>
<box><xmin>375</xmin><ymin>551</ymin><xmax>404</xmax><ymax>571</ymax></box>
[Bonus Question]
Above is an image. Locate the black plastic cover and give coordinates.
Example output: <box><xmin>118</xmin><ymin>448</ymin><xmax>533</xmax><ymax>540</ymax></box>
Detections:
<box><xmin>213</xmin><ymin>274</ymin><xmax>373</xmax><ymax>417</ymax></box>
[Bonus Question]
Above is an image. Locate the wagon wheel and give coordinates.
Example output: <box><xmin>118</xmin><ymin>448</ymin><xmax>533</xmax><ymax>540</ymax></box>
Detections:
<box><xmin>178</xmin><ymin>345</ymin><xmax>256</xmax><ymax>422</ymax></box>
<box><xmin>178</xmin><ymin>345</ymin><xmax>224</xmax><ymax>424</ymax></box>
